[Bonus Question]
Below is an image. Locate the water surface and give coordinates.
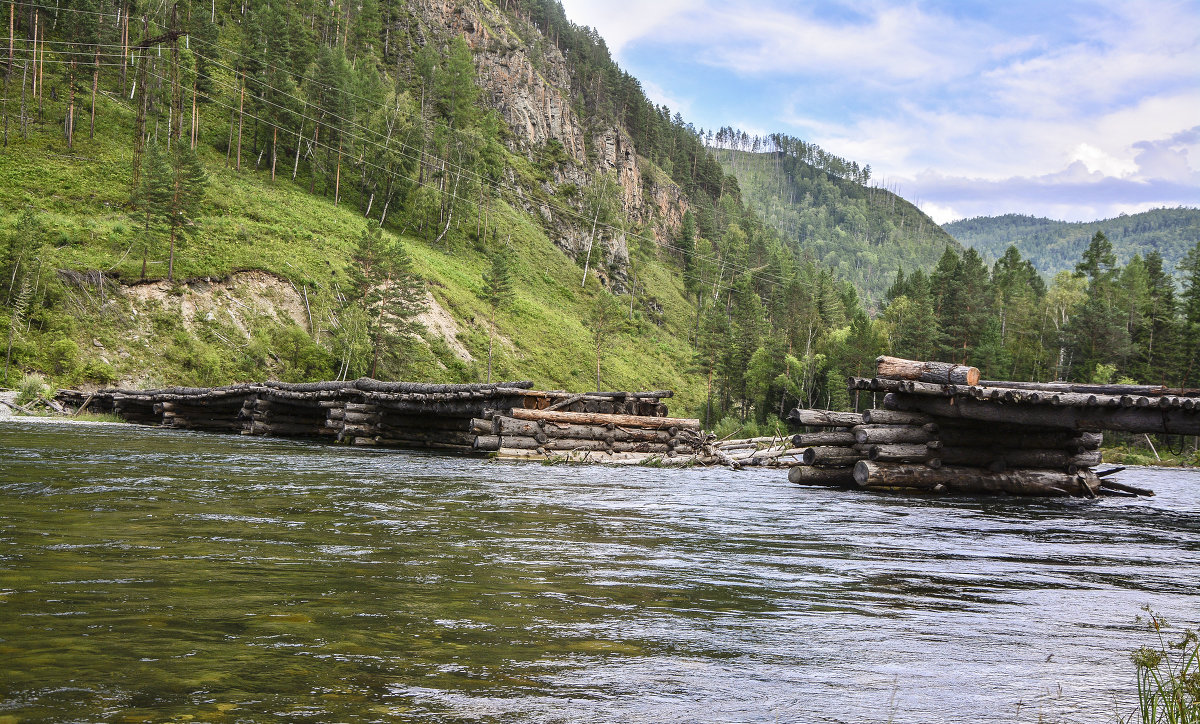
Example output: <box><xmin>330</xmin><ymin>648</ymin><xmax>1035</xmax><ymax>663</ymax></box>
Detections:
<box><xmin>1</xmin><ymin>420</ymin><xmax>1198</xmax><ymax>722</ymax></box>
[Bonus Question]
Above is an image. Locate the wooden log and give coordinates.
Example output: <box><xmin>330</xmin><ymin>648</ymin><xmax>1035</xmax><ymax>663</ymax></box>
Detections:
<box><xmin>786</xmin><ymin>409</ymin><xmax>863</xmax><ymax>427</ymax></box>
<box><xmin>611</xmin><ymin>441</ymin><xmax>671</xmax><ymax>454</ymax></box>
<box><xmin>867</xmin><ymin>443</ymin><xmax>937</xmax><ymax>463</ymax></box>
<box><xmin>978</xmin><ymin>380</ymin><xmax>1200</xmax><ymax>397</ymax></box>
<box><xmin>470</xmin><ymin>418</ymin><xmax>496</xmax><ymax>435</ymax></box>
<box><xmin>861</xmin><ymin>409</ymin><xmax>935</xmax><ymax>425</ymax></box>
<box><xmin>791</xmin><ymin>431</ymin><xmax>856</xmax><ymax>447</ymax></box>
<box><xmin>497</xmin><ymin>417</ymin><xmax>542</xmax><ymax>437</ymax></box>
<box><xmin>788</xmin><ymin>466</ymin><xmax>858</xmax><ymax>487</ymax></box>
<box><xmin>245</xmin><ymin>421</ymin><xmax>335</xmax><ymax>436</ymax></box>
<box><xmin>876</xmin><ymin>356</ymin><xmax>979</xmax><ymax>385</ymax></box>
<box><xmin>885</xmin><ymin>393</ymin><xmax>1200</xmax><ymax>435</ymax></box>
<box><xmin>507</xmin><ymin>408</ymin><xmax>700</xmax><ymax>430</ymax></box>
<box><xmin>853</xmin><ymin>424</ymin><xmax>935</xmax><ymax>445</ymax></box>
<box><xmin>936</xmin><ymin>447</ymin><xmax>1101</xmax><ymax>472</ymax></box>
<box><xmin>801</xmin><ymin>446</ymin><xmax>864</xmax><ymax>467</ymax></box>
<box><xmin>542</xmin><ymin>422</ymin><xmax>670</xmax><ymax>443</ymax></box>
<box><xmin>936</xmin><ymin>428</ymin><xmax>1103</xmax><ymax>452</ymax></box>
<box><xmin>853</xmin><ymin>461</ymin><xmax>1096</xmax><ymax>497</ymax></box>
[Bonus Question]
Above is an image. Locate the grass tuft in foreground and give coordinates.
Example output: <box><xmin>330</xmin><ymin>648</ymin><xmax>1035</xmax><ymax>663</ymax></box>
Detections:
<box><xmin>1124</xmin><ymin>607</ymin><xmax>1200</xmax><ymax>724</ymax></box>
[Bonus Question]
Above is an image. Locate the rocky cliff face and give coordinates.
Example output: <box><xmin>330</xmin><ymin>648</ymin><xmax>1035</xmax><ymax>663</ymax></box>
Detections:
<box><xmin>409</xmin><ymin>0</ymin><xmax>689</xmax><ymax>293</ymax></box>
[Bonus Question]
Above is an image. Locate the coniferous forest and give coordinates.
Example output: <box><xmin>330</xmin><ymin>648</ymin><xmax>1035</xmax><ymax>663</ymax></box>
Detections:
<box><xmin>0</xmin><ymin>0</ymin><xmax>1197</xmax><ymax>437</ymax></box>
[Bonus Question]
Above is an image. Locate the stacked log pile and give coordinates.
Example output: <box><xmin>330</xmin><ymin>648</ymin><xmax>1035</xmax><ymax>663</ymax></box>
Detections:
<box><xmin>775</xmin><ymin>409</ymin><xmax>865</xmax><ymax>487</ymax></box>
<box><xmin>471</xmin><ymin>408</ymin><xmax>710</xmax><ymax>463</ymax></box>
<box><xmin>811</xmin><ymin>355</ymin><xmax>1189</xmax><ymax>497</ymax></box>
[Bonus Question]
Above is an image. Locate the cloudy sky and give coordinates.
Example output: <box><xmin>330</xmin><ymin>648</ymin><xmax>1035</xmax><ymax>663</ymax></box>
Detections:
<box><xmin>556</xmin><ymin>0</ymin><xmax>1200</xmax><ymax>224</ymax></box>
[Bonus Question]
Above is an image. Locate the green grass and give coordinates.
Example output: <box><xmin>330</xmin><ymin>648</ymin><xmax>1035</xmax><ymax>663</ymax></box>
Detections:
<box><xmin>1124</xmin><ymin>608</ymin><xmax>1200</xmax><ymax>724</ymax></box>
<box><xmin>0</xmin><ymin>76</ymin><xmax>707</xmax><ymax>414</ymax></box>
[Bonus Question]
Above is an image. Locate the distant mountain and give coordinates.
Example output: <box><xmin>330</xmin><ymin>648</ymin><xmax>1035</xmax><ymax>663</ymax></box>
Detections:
<box><xmin>943</xmin><ymin>208</ymin><xmax>1200</xmax><ymax>278</ymax></box>
<box><xmin>720</xmin><ymin>148</ymin><xmax>961</xmax><ymax>305</ymax></box>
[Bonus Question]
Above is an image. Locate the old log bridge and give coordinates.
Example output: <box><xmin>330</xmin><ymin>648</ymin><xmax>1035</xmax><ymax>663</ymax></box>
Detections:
<box><xmin>783</xmin><ymin>356</ymin><xmax>1196</xmax><ymax>498</ymax></box>
<box><xmin>55</xmin><ymin>379</ymin><xmax>708</xmax><ymax>464</ymax></box>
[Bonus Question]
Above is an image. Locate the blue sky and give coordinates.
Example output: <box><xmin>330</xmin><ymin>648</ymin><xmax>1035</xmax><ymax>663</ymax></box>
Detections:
<box><xmin>557</xmin><ymin>0</ymin><xmax>1200</xmax><ymax>223</ymax></box>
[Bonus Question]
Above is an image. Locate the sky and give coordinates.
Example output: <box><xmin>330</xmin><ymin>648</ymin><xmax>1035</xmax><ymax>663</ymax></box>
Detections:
<box><xmin>556</xmin><ymin>0</ymin><xmax>1200</xmax><ymax>224</ymax></box>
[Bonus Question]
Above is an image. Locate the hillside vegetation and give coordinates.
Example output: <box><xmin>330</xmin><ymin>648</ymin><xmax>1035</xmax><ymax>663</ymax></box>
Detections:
<box><xmin>716</xmin><ymin>138</ymin><xmax>961</xmax><ymax>306</ymax></box>
<box><xmin>944</xmin><ymin>208</ymin><xmax>1200</xmax><ymax>278</ymax></box>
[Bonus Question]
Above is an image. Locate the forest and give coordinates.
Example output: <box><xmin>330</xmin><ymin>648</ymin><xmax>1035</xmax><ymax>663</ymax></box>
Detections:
<box><xmin>0</xmin><ymin>0</ymin><xmax>1197</xmax><ymax>439</ymax></box>
<box><xmin>944</xmin><ymin>208</ymin><xmax>1200</xmax><ymax>278</ymax></box>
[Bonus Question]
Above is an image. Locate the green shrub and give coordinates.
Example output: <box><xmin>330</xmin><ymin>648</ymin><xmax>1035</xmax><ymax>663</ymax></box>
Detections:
<box><xmin>80</xmin><ymin>360</ymin><xmax>118</xmax><ymax>385</ymax></box>
<box><xmin>15</xmin><ymin>372</ymin><xmax>49</xmax><ymax>405</ymax></box>
<box><xmin>45</xmin><ymin>338</ymin><xmax>80</xmax><ymax>376</ymax></box>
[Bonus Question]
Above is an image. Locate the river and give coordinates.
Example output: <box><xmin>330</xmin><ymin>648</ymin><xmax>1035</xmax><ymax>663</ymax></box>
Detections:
<box><xmin>1</xmin><ymin>420</ymin><xmax>1197</xmax><ymax>723</ymax></box>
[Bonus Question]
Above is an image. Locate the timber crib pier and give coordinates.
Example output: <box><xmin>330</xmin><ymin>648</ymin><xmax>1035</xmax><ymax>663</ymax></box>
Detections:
<box><xmin>782</xmin><ymin>356</ymin><xmax>1196</xmax><ymax>498</ymax></box>
<box><xmin>55</xmin><ymin>379</ymin><xmax>708</xmax><ymax>464</ymax></box>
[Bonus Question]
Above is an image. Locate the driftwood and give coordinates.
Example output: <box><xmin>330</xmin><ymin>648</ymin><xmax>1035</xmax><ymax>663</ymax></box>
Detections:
<box><xmin>1097</xmin><ymin>478</ymin><xmax>1155</xmax><ymax>496</ymax></box>
<box><xmin>876</xmin><ymin>355</ymin><xmax>979</xmax><ymax>385</ymax></box>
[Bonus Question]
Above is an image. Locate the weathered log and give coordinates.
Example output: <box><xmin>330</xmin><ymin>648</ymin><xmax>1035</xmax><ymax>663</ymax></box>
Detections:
<box><xmin>541</xmin><ymin>421</ymin><xmax>671</xmax><ymax>443</ymax></box>
<box><xmin>935</xmin><ymin>446</ymin><xmax>1101</xmax><ymax>472</ymax></box>
<box><xmin>497</xmin><ymin>417</ymin><xmax>542</xmax><ymax>438</ymax></box>
<box><xmin>473</xmin><ymin>435</ymin><xmax>501</xmax><ymax>451</ymax></box>
<box><xmin>885</xmin><ymin>393</ymin><xmax>1200</xmax><ymax>435</ymax></box>
<box><xmin>978</xmin><ymin>380</ymin><xmax>1200</xmax><ymax>397</ymax></box>
<box><xmin>507</xmin><ymin>408</ymin><xmax>701</xmax><ymax>430</ymax></box>
<box><xmin>244</xmin><ymin>421</ymin><xmax>335</xmax><ymax>436</ymax></box>
<box><xmin>498</xmin><ymin>436</ymin><xmax>541</xmax><ymax>450</ymax></box>
<box><xmin>876</xmin><ymin>356</ymin><xmax>980</xmax><ymax>385</ymax></box>
<box><xmin>788</xmin><ymin>466</ymin><xmax>858</xmax><ymax>487</ymax></box>
<box><xmin>866</xmin><ymin>443</ymin><xmax>937</xmax><ymax>463</ymax></box>
<box><xmin>787</xmin><ymin>409</ymin><xmax>864</xmax><ymax>427</ymax></box>
<box><xmin>801</xmin><ymin>446</ymin><xmax>864</xmax><ymax>467</ymax></box>
<box><xmin>861</xmin><ymin>409</ymin><xmax>936</xmax><ymax>426</ymax></box>
<box><xmin>853</xmin><ymin>461</ymin><xmax>1097</xmax><ymax>497</ymax></box>
<box><xmin>853</xmin><ymin>424</ymin><xmax>936</xmax><ymax>445</ymax></box>
<box><xmin>791</xmin><ymin>431</ymin><xmax>857</xmax><ymax>447</ymax></box>
<box><xmin>936</xmin><ymin>427</ymin><xmax>1103</xmax><ymax>452</ymax></box>
<box><xmin>470</xmin><ymin>418</ymin><xmax>496</xmax><ymax>435</ymax></box>
<box><xmin>611</xmin><ymin>441</ymin><xmax>671</xmax><ymax>454</ymax></box>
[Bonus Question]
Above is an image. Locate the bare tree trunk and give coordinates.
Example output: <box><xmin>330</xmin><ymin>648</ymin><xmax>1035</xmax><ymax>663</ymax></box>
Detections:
<box><xmin>90</xmin><ymin>47</ymin><xmax>99</xmax><ymax>139</ymax></box>
<box><xmin>271</xmin><ymin>126</ymin><xmax>277</xmax><ymax>182</ymax></box>
<box><xmin>66</xmin><ymin>61</ymin><xmax>76</xmax><ymax>150</ymax></box>
<box><xmin>334</xmin><ymin>141</ymin><xmax>341</xmax><ymax>205</ymax></box>
<box><xmin>236</xmin><ymin>78</ymin><xmax>244</xmax><ymax>170</ymax></box>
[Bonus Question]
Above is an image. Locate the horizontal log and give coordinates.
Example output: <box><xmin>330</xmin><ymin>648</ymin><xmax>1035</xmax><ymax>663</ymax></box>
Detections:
<box><xmin>471</xmin><ymin>418</ymin><xmax>496</xmax><ymax>435</ymax></box>
<box><xmin>885</xmin><ymin>393</ymin><xmax>1200</xmax><ymax>435</ymax></box>
<box><xmin>791</xmin><ymin>431</ymin><xmax>856</xmax><ymax>447</ymax></box>
<box><xmin>497</xmin><ymin>417</ymin><xmax>543</xmax><ymax>438</ymax></box>
<box><xmin>541</xmin><ymin>421</ymin><xmax>671</xmax><ymax>443</ymax></box>
<box><xmin>788</xmin><ymin>467</ymin><xmax>858</xmax><ymax>487</ymax></box>
<box><xmin>866</xmin><ymin>443</ymin><xmax>937</xmax><ymax>463</ymax></box>
<box><xmin>802</xmin><ymin>446</ymin><xmax>864</xmax><ymax>467</ymax></box>
<box><xmin>861</xmin><ymin>409</ymin><xmax>936</xmax><ymax>426</ymax></box>
<box><xmin>611</xmin><ymin>441</ymin><xmax>671</xmax><ymax>454</ymax></box>
<box><xmin>876</xmin><ymin>356</ymin><xmax>979</xmax><ymax>385</ymax></box>
<box><xmin>507</xmin><ymin>408</ymin><xmax>701</xmax><ymax>430</ymax></box>
<box><xmin>1098</xmin><ymin>479</ymin><xmax>1155</xmax><ymax>496</ymax></box>
<box><xmin>854</xmin><ymin>461</ymin><xmax>1098</xmax><ymax>497</ymax></box>
<box><xmin>244</xmin><ymin>421</ymin><xmax>336</xmax><ymax>436</ymax></box>
<box><xmin>936</xmin><ymin>428</ymin><xmax>1103</xmax><ymax>452</ymax></box>
<box><xmin>935</xmin><ymin>447</ymin><xmax>1102</xmax><ymax>473</ymax></box>
<box><xmin>853</xmin><ymin>424</ymin><xmax>935</xmax><ymax>445</ymax></box>
<box><xmin>978</xmin><ymin>380</ymin><xmax>1200</xmax><ymax>397</ymax></box>
<box><xmin>473</xmin><ymin>435</ymin><xmax>501</xmax><ymax>451</ymax></box>
<box><xmin>787</xmin><ymin>409</ymin><xmax>864</xmax><ymax>427</ymax></box>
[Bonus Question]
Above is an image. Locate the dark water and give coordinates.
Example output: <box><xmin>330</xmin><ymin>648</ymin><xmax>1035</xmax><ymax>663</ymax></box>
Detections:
<box><xmin>1</xmin><ymin>421</ymin><xmax>1198</xmax><ymax>723</ymax></box>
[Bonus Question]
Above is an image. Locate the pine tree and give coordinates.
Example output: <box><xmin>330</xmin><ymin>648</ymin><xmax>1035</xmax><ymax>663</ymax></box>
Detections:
<box><xmin>481</xmin><ymin>250</ymin><xmax>513</xmax><ymax>383</ymax></box>
<box><xmin>1178</xmin><ymin>241</ymin><xmax>1200</xmax><ymax>387</ymax></box>
<box><xmin>138</xmin><ymin>142</ymin><xmax>172</xmax><ymax>280</ymax></box>
<box><xmin>589</xmin><ymin>292</ymin><xmax>626</xmax><ymax>391</ymax></box>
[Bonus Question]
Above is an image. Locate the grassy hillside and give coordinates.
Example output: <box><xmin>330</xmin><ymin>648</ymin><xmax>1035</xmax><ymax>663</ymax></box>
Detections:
<box><xmin>719</xmin><ymin>149</ymin><xmax>961</xmax><ymax>306</ymax></box>
<box><xmin>944</xmin><ymin>208</ymin><xmax>1200</xmax><ymax>279</ymax></box>
<box><xmin>0</xmin><ymin>90</ymin><xmax>706</xmax><ymax>412</ymax></box>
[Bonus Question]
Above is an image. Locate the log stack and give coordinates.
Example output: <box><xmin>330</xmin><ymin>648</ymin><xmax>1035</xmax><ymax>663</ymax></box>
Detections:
<box><xmin>781</xmin><ymin>408</ymin><xmax>866</xmax><ymax>487</ymax></box>
<box><xmin>472</xmin><ymin>408</ymin><xmax>710</xmax><ymax>463</ymax></box>
<box><xmin>823</xmin><ymin>356</ymin><xmax>1186</xmax><ymax>497</ymax></box>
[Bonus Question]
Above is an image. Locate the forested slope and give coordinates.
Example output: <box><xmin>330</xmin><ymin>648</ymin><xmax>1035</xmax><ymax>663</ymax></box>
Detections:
<box><xmin>944</xmin><ymin>208</ymin><xmax>1200</xmax><ymax>278</ymax></box>
<box><xmin>716</xmin><ymin>140</ymin><xmax>961</xmax><ymax>305</ymax></box>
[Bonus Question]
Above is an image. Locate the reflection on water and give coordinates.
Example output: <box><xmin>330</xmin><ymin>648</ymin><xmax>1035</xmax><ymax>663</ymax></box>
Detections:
<box><xmin>1</xmin><ymin>420</ymin><xmax>1198</xmax><ymax>723</ymax></box>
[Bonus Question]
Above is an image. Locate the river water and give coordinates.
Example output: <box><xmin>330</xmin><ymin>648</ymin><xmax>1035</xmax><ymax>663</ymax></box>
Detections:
<box><xmin>1</xmin><ymin>420</ymin><xmax>1197</xmax><ymax>723</ymax></box>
